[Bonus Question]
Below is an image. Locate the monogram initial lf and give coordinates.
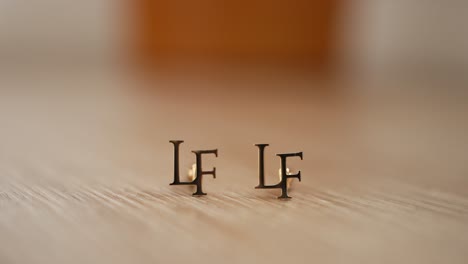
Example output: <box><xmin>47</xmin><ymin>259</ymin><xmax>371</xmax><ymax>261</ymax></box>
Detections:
<box><xmin>255</xmin><ymin>144</ymin><xmax>303</xmax><ymax>199</ymax></box>
<box><xmin>169</xmin><ymin>140</ymin><xmax>218</xmax><ymax>196</ymax></box>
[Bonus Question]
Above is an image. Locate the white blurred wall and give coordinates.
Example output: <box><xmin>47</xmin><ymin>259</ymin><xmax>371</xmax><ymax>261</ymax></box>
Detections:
<box><xmin>0</xmin><ymin>0</ymin><xmax>119</xmax><ymax>66</ymax></box>
<box><xmin>341</xmin><ymin>0</ymin><xmax>468</xmax><ymax>78</ymax></box>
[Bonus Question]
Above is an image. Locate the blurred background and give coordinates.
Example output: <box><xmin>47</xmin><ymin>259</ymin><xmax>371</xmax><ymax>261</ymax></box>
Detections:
<box><xmin>0</xmin><ymin>1</ymin><xmax>468</xmax><ymax>264</ymax></box>
<box><xmin>0</xmin><ymin>0</ymin><xmax>467</xmax><ymax>79</ymax></box>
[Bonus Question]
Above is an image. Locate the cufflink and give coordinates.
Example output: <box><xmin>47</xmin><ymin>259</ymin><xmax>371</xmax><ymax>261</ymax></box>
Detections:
<box><xmin>254</xmin><ymin>144</ymin><xmax>303</xmax><ymax>199</ymax></box>
<box><xmin>169</xmin><ymin>140</ymin><xmax>218</xmax><ymax>196</ymax></box>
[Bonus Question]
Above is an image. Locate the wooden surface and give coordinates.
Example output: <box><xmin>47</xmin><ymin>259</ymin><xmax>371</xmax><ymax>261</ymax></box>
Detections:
<box><xmin>0</xmin><ymin>71</ymin><xmax>467</xmax><ymax>264</ymax></box>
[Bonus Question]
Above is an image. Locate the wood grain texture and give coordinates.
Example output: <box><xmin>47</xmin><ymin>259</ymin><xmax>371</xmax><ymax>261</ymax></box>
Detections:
<box><xmin>0</xmin><ymin>72</ymin><xmax>467</xmax><ymax>264</ymax></box>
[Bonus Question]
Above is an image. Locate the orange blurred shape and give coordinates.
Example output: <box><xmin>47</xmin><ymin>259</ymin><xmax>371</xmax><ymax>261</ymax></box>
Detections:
<box><xmin>130</xmin><ymin>0</ymin><xmax>340</xmax><ymax>68</ymax></box>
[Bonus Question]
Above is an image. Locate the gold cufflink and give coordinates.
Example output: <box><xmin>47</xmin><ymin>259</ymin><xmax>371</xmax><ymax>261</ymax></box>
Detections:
<box><xmin>254</xmin><ymin>144</ymin><xmax>303</xmax><ymax>199</ymax></box>
<box><xmin>169</xmin><ymin>140</ymin><xmax>218</xmax><ymax>196</ymax></box>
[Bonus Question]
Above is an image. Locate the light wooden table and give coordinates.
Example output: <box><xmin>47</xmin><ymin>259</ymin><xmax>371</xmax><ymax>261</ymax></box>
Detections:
<box><xmin>0</xmin><ymin>71</ymin><xmax>467</xmax><ymax>264</ymax></box>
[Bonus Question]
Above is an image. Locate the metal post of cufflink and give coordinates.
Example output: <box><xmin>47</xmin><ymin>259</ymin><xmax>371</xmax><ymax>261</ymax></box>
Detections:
<box><xmin>188</xmin><ymin>163</ymin><xmax>197</xmax><ymax>182</ymax></box>
<box><xmin>279</xmin><ymin>167</ymin><xmax>294</xmax><ymax>190</ymax></box>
